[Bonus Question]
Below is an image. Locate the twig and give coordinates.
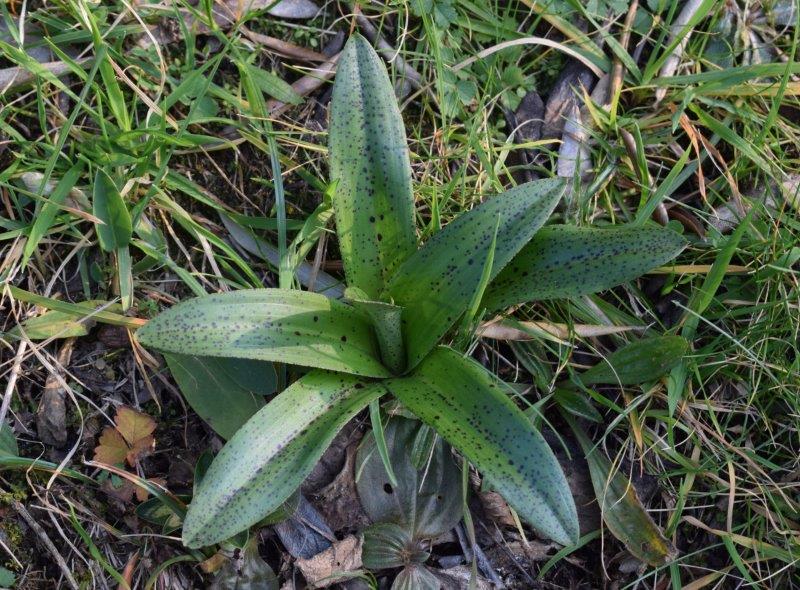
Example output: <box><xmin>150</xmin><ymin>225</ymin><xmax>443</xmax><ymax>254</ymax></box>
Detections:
<box><xmin>455</xmin><ymin>522</ymin><xmax>504</xmax><ymax>586</ymax></box>
<box><xmin>354</xmin><ymin>13</ymin><xmax>423</xmax><ymax>89</ymax></box>
<box><xmin>454</xmin><ymin>37</ymin><xmax>604</xmax><ymax>78</ymax></box>
<box><xmin>266</xmin><ymin>53</ymin><xmax>340</xmax><ymax>117</ymax></box>
<box><xmin>610</xmin><ymin>0</ymin><xmax>638</xmax><ymax>100</ymax></box>
<box><xmin>0</xmin><ymin>59</ymin><xmax>89</xmax><ymax>95</ymax></box>
<box><xmin>478</xmin><ymin>320</ymin><xmax>646</xmax><ymax>341</ymax></box>
<box><xmin>241</xmin><ymin>26</ymin><xmax>329</xmax><ymax>62</ymax></box>
<box><xmin>655</xmin><ymin>0</ymin><xmax>706</xmax><ymax>105</ymax></box>
<box><xmin>0</xmin><ymin>340</ymin><xmax>27</xmax><ymax>427</ymax></box>
<box><xmin>12</xmin><ymin>500</ymin><xmax>80</xmax><ymax>590</ymax></box>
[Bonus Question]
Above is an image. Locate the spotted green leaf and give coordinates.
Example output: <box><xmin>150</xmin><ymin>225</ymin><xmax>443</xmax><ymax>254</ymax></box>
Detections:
<box><xmin>182</xmin><ymin>372</ymin><xmax>385</xmax><ymax>547</ymax></box>
<box><xmin>579</xmin><ymin>335</ymin><xmax>690</xmax><ymax>386</ymax></box>
<box><xmin>483</xmin><ymin>225</ymin><xmax>687</xmax><ymax>312</ymax></box>
<box><xmin>137</xmin><ymin>289</ymin><xmax>389</xmax><ymax>378</ymax></box>
<box><xmin>387</xmin><ymin>179</ymin><xmax>565</xmax><ymax>370</ymax></box>
<box><xmin>386</xmin><ymin>346</ymin><xmax>579</xmax><ymax>546</ymax></box>
<box><xmin>92</xmin><ymin>169</ymin><xmax>132</xmax><ymax>252</ymax></box>
<box><xmin>329</xmin><ymin>34</ymin><xmax>417</xmax><ymax>300</ymax></box>
<box><xmin>164</xmin><ymin>355</ymin><xmax>276</xmax><ymax>440</ymax></box>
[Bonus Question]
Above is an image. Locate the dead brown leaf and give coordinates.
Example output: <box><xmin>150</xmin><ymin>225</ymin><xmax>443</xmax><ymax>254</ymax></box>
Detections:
<box><xmin>94</xmin><ymin>406</ymin><xmax>156</xmax><ymax>467</ymax></box>
<box><xmin>295</xmin><ymin>534</ymin><xmax>362</xmax><ymax>588</ymax></box>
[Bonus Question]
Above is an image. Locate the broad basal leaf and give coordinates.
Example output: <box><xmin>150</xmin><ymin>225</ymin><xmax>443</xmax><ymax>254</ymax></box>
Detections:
<box><xmin>164</xmin><ymin>355</ymin><xmax>275</xmax><ymax>440</ymax></box>
<box><xmin>578</xmin><ymin>335</ymin><xmax>689</xmax><ymax>386</ymax></box>
<box><xmin>210</xmin><ymin>536</ymin><xmax>279</xmax><ymax>590</ymax></box>
<box><xmin>566</xmin><ymin>415</ymin><xmax>677</xmax><ymax>566</ymax></box>
<box><xmin>356</xmin><ymin>417</ymin><xmax>462</xmax><ymax>538</ymax></box>
<box><xmin>182</xmin><ymin>372</ymin><xmax>385</xmax><ymax>548</ymax></box>
<box><xmin>482</xmin><ymin>225</ymin><xmax>687</xmax><ymax>311</ymax></box>
<box><xmin>137</xmin><ymin>289</ymin><xmax>389</xmax><ymax>378</ymax></box>
<box><xmin>93</xmin><ymin>169</ymin><xmax>132</xmax><ymax>252</ymax></box>
<box><xmin>393</xmin><ymin>564</ymin><xmax>441</xmax><ymax>590</ymax></box>
<box><xmin>386</xmin><ymin>346</ymin><xmax>579</xmax><ymax>546</ymax></box>
<box><xmin>387</xmin><ymin>179</ymin><xmax>565</xmax><ymax>370</ymax></box>
<box><xmin>362</xmin><ymin>523</ymin><xmax>429</xmax><ymax>569</ymax></box>
<box><xmin>329</xmin><ymin>34</ymin><xmax>417</xmax><ymax>299</ymax></box>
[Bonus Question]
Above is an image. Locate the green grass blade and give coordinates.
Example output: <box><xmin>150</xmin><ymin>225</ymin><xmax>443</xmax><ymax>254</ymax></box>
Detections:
<box><xmin>22</xmin><ymin>161</ymin><xmax>83</xmax><ymax>267</ymax></box>
<box><xmin>182</xmin><ymin>373</ymin><xmax>385</xmax><ymax>547</ymax></box>
<box><xmin>243</xmin><ymin>62</ymin><xmax>303</xmax><ymax>105</ymax></box>
<box><xmin>328</xmin><ymin>34</ymin><xmax>418</xmax><ymax>299</ymax></box>
<box><xmin>115</xmin><ymin>246</ymin><xmax>133</xmax><ymax>311</ymax></box>
<box><xmin>483</xmin><ymin>225</ymin><xmax>687</xmax><ymax>312</ymax></box>
<box><xmin>130</xmin><ymin>239</ymin><xmax>206</xmax><ymax>297</ymax></box>
<box><xmin>690</xmin><ymin>107</ymin><xmax>774</xmax><ymax>174</ymax></box>
<box><xmin>388</xmin><ymin>179</ymin><xmax>565</xmax><ymax>370</ymax></box>
<box><xmin>634</xmin><ymin>146</ymin><xmax>691</xmax><ymax>225</ymax></box>
<box><xmin>137</xmin><ymin>289</ymin><xmax>389</xmax><ymax>378</ymax></box>
<box><xmin>641</xmin><ymin>0</ymin><xmax>717</xmax><ymax>83</ymax></box>
<box><xmin>69</xmin><ymin>506</ymin><xmax>128</xmax><ymax>588</ymax></box>
<box><xmin>386</xmin><ymin>346</ymin><xmax>579</xmax><ymax>546</ymax></box>
<box><xmin>93</xmin><ymin>169</ymin><xmax>132</xmax><ymax>252</ymax></box>
<box><xmin>7</xmin><ymin>286</ymin><xmax>142</xmax><ymax>329</ymax></box>
<box><xmin>368</xmin><ymin>399</ymin><xmax>399</xmax><ymax>488</ymax></box>
<box><xmin>667</xmin><ymin>210</ymin><xmax>754</xmax><ymax>416</ymax></box>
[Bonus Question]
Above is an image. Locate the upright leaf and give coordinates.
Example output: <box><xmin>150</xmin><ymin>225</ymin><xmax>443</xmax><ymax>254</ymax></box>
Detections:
<box><xmin>387</xmin><ymin>179</ymin><xmax>565</xmax><ymax>370</ymax></box>
<box><xmin>565</xmin><ymin>415</ymin><xmax>677</xmax><ymax>566</ymax></box>
<box><xmin>137</xmin><ymin>289</ymin><xmax>389</xmax><ymax>378</ymax></box>
<box><xmin>164</xmin><ymin>355</ymin><xmax>276</xmax><ymax>440</ymax></box>
<box><xmin>329</xmin><ymin>34</ymin><xmax>417</xmax><ymax>299</ymax></box>
<box><xmin>578</xmin><ymin>335</ymin><xmax>689</xmax><ymax>386</ymax></box>
<box><xmin>182</xmin><ymin>372</ymin><xmax>385</xmax><ymax>547</ymax></box>
<box><xmin>93</xmin><ymin>169</ymin><xmax>132</xmax><ymax>252</ymax></box>
<box><xmin>483</xmin><ymin>225</ymin><xmax>686</xmax><ymax>311</ymax></box>
<box><xmin>346</xmin><ymin>287</ymin><xmax>405</xmax><ymax>374</ymax></box>
<box><xmin>386</xmin><ymin>347</ymin><xmax>579</xmax><ymax>546</ymax></box>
